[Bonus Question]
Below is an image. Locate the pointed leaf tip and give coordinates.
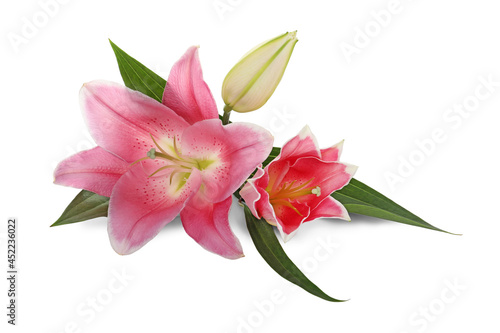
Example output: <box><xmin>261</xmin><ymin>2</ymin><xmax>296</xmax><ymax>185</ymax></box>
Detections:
<box><xmin>333</xmin><ymin>178</ymin><xmax>458</xmax><ymax>234</ymax></box>
<box><xmin>51</xmin><ymin>190</ymin><xmax>109</xmax><ymax>227</ymax></box>
<box><xmin>109</xmin><ymin>40</ymin><xmax>166</xmax><ymax>102</ymax></box>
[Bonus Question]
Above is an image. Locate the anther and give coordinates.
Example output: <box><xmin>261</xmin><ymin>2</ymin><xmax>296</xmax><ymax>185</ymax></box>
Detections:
<box><xmin>311</xmin><ymin>186</ymin><xmax>321</xmax><ymax>197</ymax></box>
<box><xmin>147</xmin><ymin>148</ymin><xmax>156</xmax><ymax>159</ymax></box>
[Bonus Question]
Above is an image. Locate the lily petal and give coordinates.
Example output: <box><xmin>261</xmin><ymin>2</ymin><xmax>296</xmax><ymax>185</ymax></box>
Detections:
<box><xmin>279</xmin><ymin>125</ymin><xmax>321</xmax><ymax>161</ymax></box>
<box><xmin>320</xmin><ymin>140</ymin><xmax>344</xmax><ymax>162</ymax></box>
<box><xmin>81</xmin><ymin>80</ymin><xmax>189</xmax><ymax>163</ymax></box>
<box><xmin>255</xmin><ymin>190</ymin><xmax>278</xmax><ymax>226</ymax></box>
<box><xmin>274</xmin><ymin>200</ymin><xmax>311</xmax><ymax>242</ymax></box>
<box><xmin>305</xmin><ymin>196</ymin><xmax>351</xmax><ymax>222</ymax></box>
<box><xmin>163</xmin><ymin>46</ymin><xmax>218</xmax><ymax>124</ymax></box>
<box><xmin>181</xmin><ymin>119</ymin><xmax>273</xmax><ymax>203</ymax></box>
<box><xmin>266</xmin><ymin>126</ymin><xmax>320</xmax><ymax>187</ymax></box>
<box><xmin>181</xmin><ymin>194</ymin><xmax>244</xmax><ymax>259</ymax></box>
<box><xmin>283</xmin><ymin>156</ymin><xmax>357</xmax><ymax>209</ymax></box>
<box><xmin>240</xmin><ymin>167</ymin><xmax>280</xmax><ymax>226</ymax></box>
<box><xmin>54</xmin><ymin>147</ymin><xmax>129</xmax><ymax>197</ymax></box>
<box><xmin>107</xmin><ymin>163</ymin><xmax>202</xmax><ymax>255</ymax></box>
<box><xmin>240</xmin><ymin>167</ymin><xmax>266</xmax><ymax>218</ymax></box>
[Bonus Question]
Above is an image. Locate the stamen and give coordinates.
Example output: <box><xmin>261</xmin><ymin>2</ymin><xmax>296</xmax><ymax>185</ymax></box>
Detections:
<box><xmin>270</xmin><ymin>199</ymin><xmax>303</xmax><ymax>216</ymax></box>
<box><xmin>130</xmin><ymin>148</ymin><xmax>158</xmax><ymax>167</ymax></box>
<box><xmin>284</xmin><ymin>180</ymin><xmax>296</xmax><ymax>191</ymax></box>
<box><xmin>311</xmin><ymin>186</ymin><xmax>321</xmax><ymax>197</ymax></box>
<box><xmin>172</xmin><ymin>136</ymin><xmax>182</xmax><ymax>159</ymax></box>
<box><xmin>130</xmin><ymin>156</ymin><xmax>150</xmax><ymax>166</ymax></box>
<box><xmin>289</xmin><ymin>178</ymin><xmax>314</xmax><ymax>192</ymax></box>
<box><xmin>148</xmin><ymin>165</ymin><xmax>179</xmax><ymax>178</ymax></box>
<box><xmin>271</xmin><ymin>178</ymin><xmax>316</xmax><ymax>200</ymax></box>
<box><xmin>169</xmin><ymin>170</ymin><xmax>178</xmax><ymax>185</ymax></box>
<box><xmin>150</xmin><ymin>133</ymin><xmax>168</xmax><ymax>156</ymax></box>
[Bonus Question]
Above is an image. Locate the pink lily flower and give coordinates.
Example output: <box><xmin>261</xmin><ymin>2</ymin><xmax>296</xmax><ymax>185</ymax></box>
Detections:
<box><xmin>240</xmin><ymin>126</ymin><xmax>357</xmax><ymax>242</ymax></box>
<box><xmin>54</xmin><ymin>47</ymin><xmax>273</xmax><ymax>258</ymax></box>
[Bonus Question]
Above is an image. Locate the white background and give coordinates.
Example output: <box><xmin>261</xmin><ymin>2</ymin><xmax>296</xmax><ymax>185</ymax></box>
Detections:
<box><xmin>1</xmin><ymin>0</ymin><xmax>499</xmax><ymax>332</ymax></box>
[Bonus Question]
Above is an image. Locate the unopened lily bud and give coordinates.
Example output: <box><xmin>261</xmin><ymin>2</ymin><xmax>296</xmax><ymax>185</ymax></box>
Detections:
<box><xmin>222</xmin><ymin>31</ymin><xmax>298</xmax><ymax>113</ymax></box>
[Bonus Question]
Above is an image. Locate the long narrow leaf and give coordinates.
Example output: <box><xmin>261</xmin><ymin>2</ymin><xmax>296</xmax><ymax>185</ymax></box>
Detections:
<box><xmin>333</xmin><ymin>178</ymin><xmax>455</xmax><ymax>234</ymax></box>
<box><xmin>245</xmin><ymin>205</ymin><xmax>345</xmax><ymax>302</ymax></box>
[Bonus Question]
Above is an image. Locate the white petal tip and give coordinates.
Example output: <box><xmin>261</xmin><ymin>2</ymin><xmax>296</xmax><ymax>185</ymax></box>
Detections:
<box><xmin>345</xmin><ymin>164</ymin><xmax>358</xmax><ymax>177</ymax></box>
<box><xmin>342</xmin><ymin>211</ymin><xmax>352</xmax><ymax>222</ymax></box>
<box><xmin>298</xmin><ymin>125</ymin><xmax>312</xmax><ymax>138</ymax></box>
<box><xmin>280</xmin><ymin>228</ymin><xmax>298</xmax><ymax>243</ymax></box>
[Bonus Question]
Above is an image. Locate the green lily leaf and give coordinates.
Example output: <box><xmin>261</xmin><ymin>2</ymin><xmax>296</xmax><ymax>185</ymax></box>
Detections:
<box><xmin>51</xmin><ymin>190</ymin><xmax>109</xmax><ymax>227</ymax></box>
<box><xmin>244</xmin><ymin>205</ymin><xmax>345</xmax><ymax>302</ymax></box>
<box><xmin>333</xmin><ymin>178</ymin><xmax>455</xmax><ymax>234</ymax></box>
<box><xmin>109</xmin><ymin>40</ymin><xmax>166</xmax><ymax>103</ymax></box>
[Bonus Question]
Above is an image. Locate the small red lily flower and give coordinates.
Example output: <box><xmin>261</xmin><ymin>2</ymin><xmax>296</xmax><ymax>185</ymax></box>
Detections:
<box><xmin>54</xmin><ymin>47</ymin><xmax>273</xmax><ymax>258</ymax></box>
<box><xmin>240</xmin><ymin>126</ymin><xmax>357</xmax><ymax>241</ymax></box>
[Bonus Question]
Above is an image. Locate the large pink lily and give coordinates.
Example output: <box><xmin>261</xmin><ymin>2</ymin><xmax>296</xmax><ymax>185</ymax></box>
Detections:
<box><xmin>240</xmin><ymin>126</ymin><xmax>357</xmax><ymax>241</ymax></box>
<box><xmin>54</xmin><ymin>47</ymin><xmax>273</xmax><ymax>258</ymax></box>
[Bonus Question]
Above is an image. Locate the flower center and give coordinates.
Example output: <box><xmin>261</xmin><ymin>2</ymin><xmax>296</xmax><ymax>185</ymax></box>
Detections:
<box><xmin>131</xmin><ymin>134</ymin><xmax>216</xmax><ymax>187</ymax></box>
<box><xmin>268</xmin><ymin>179</ymin><xmax>321</xmax><ymax>216</ymax></box>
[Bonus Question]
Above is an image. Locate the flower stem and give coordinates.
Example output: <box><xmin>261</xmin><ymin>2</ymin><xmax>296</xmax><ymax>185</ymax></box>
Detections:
<box><xmin>222</xmin><ymin>105</ymin><xmax>232</xmax><ymax>125</ymax></box>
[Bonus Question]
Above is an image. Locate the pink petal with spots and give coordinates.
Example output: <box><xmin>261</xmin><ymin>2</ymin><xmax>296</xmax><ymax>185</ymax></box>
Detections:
<box><xmin>54</xmin><ymin>147</ymin><xmax>129</xmax><ymax>197</ymax></box>
<box><xmin>107</xmin><ymin>162</ymin><xmax>202</xmax><ymax>255</ymax></box>
<box><xmin>181</xmin><ymin>194</ymin><xmax>243</xmax><ymax>259</ymax></box>
<box><xmin>162</xmin><ymin>46</ymin><xmax>218</xmax><ymax>124</ymax></box>
<box><xmin>80</xmin><ymin>80</ymin><xmax>189</xmax><ymax>163</ymax></box>
<box><xmin>181</xmin><ymin>119</ymin><xmax>273</xmax><ymax>203</ymax></box>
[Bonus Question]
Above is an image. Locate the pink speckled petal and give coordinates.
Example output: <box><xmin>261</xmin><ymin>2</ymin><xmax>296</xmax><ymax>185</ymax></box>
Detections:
<box><xmin>54</xmin><ymin>147</ymin><xmax>129</xmax><ymax>197</ymax></box>
<box><xmin>107</xmin><ymin>163</ymin><xmax>202</xmax><ymax>255</ymax></box>
<box><xmin>162</xmin><ymin>46</ymin><xmax>218</xmax><ymax>124</ymax></box>
<box><xmin>181</xmin><ymin>119</ymin><xmax>273</xmax><ymax>203</ymax></box>
<box><xmin>81</xmin><ymin>80</ymin><xmax>189</xmax><ymax>163</ymax></box>
<box><xmin>181</xmin><ymin>194</ymin><xmax>243</xmax><ymax>259</ymax></box>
